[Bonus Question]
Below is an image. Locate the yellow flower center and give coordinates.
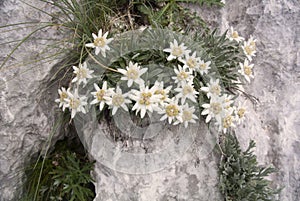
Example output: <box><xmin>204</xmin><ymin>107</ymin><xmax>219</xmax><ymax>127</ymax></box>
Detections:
<box><xmin>183</xmin><ymin>85</ymin><xmax>193</xmax><ymax>95</ymax></box>
<box><xmin>232</xmin><ymin>31</ymin><xmax>239</xmax><ymax>39</ymax></box>
<box><xmin>94</xmin><ymin>37</ymin><xmax>106</xmax><ymax>47</ymax></box>
<box><xmin>112</xmin><ymin>94</ymin><xmax>124</xmax><ymax>106</ymax></box>
<box><xmin>77</xmin><ymin>68</ymin><xmax>87</xmax><ymax>79</ymax></box>
<box><xmin>211</xmin><ymin>102</ymin><xmax>222</xmax><ymax>115</ymax></box>
<box><xmin>238</xmin><ymin>108</ymin><xmax>246</xmax><ymax>118</ymax></box>
<box><xmin>96</xmin><ymin>89</ymin><xmax>106</xmax><ymax>101</ymax></box>
<box><xmin>244</xmin><ymin>45</ymin><xmax>254</xmax><ymax>55</ymax></box>
<box><xmin>200</xmin><ymin>63</ymin><xmax>207</xmax><ymax>70</ymax></box>
<box><xmin>211</xmin><ymin>85</ymin><xmax>221</xmax><ymax>96</ymax></box>
<box><xmin>177</xmin><ymin>71</ymin><xmax>188</xmax><ymax>81</ymax></box>
<box><xmin>139</xmin><ymin>92</ymin><xmax>152</xmax><ymax>105</ymax></box>
<box><xmin>127</xmin><ymin>69</ymin><xmax>139</xmax><ymax>79</ymax></box>
<box><xmin>187</xmin><ymin>58</ymin><xmax>196</xmax><ymax>68</ymax></box>
<box><xmin>70</xmin><ymin>98</ymin><xmax>80</xmax><ymax>109</ymax></box>
<box><xmin>155</xmin><ymin>90</ymin><xmax>166</xmax><ymax>101</ymax></box>
<box><xmin>182</xmin><ymin>110</ymin><xmax>193</xmax><ymax>121</ymax></box>
<box><xmin>223</xmin><ymin>115</ymin><xmax>233</xmax><ymax>128</ymax></box>
<box><xmin>60</xmin><ymin>92</ymin><xmax>68</xmax><ymax>102</ymax></box>
<box><xmin>244</xmin><ymin>66</ymin><xmax>252</xmax><ymax>76</ymax></box>
<box><xmin>172</xmin><ymin>47</ymin><xmax>183</xmax><ymax>57</ymax></box>
<box><xmin>166</xmin><ymin>104</ymin><xmax>179</xmax><ymax>117</ymax></box>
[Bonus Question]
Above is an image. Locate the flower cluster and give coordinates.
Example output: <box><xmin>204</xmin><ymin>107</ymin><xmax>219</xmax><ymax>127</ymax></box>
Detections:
<box><xmin>55</xmin><ymin>28</ymin><xmax>257</xmax><ymax>132</ymax></box>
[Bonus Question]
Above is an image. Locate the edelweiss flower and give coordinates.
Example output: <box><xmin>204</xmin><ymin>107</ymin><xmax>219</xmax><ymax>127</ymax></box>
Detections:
<box><xmin>242</xmin><ymin>39</ymin><xmax>257</xmax><ymax>61</ymax></box>
<box><xmin>182</xmin><ymin>52</ymin><xmax>201</xmax><ymax>72</ymax></box>
<box><xmin>201</xmin><ymin>95</ymin><xmax>226</xmax><ymax>124</ymax></box>
<box><xmin>106</xmin><ymin>86</ymin><xmax>131</xmax><ymax>115</ymax></box>
<box><xmin>72</xmin><ymin>62</ymin><xmax>94</xmax><ymax>85</ymax></box>
<box><xmin>175</xmin><ymin>104</ymin><xmax>198</xmax><ymax>128</ymax></box>
<box><xmin>90</xmin><ymin>81</ymin><xmax>114</xmax><ymax>111</ymax></box>
<box><xmin>164</xmin><ymin>39</ymin><xmax>191</xmax><ymax>61</ymax></box>
<box><xmin>172</xmin><ymin>65</ymin><xmax>194</xmax><ymax>86</ymax></box>
<box><xmin>197</xmin><ymin>59</ymin><xmax>211</xmax><ymax>75</ymax></box>
<box><xmin>221</xmin><ymin>0</ymin><xmax>226</xmax><ymax>4</ymax></box>
<box><xmin>238</xmin><ymin>59</ymin><xmax>254</xmax><ymax>83</ymax></box>
<box><xmin>201</xmin><ymin>78</ymin><xmax>222</xmax><ymax>98</ymax></box>
<box><xmin>55</xmin><ymin>87</ymin><xmax>70</xmax><ymax>111</ymax></box>
<box><xmin>85</xmin><ymin>29</ymin><xmax>114</xmax><ymax>57</ymax></box>
<box><xmin>234</xmin><ymin>100</ymin><xmax>248</xmax><ymax>124</ymax></box>
<box><xmin>153</xmin><ymin>81</ymin><xmax>172</xmax><ymax>105</ymax></box>
<box><xmin>65</xmin><ymin>90</ymin><xmax>88</xmax><ymax>119</ymax></box>
<box><xmin>129</xmin><ymin>84</ymin><xmax>161</xmax><ymax>118</ymax></box>
<box><xmin>174</xmin><ymin>81</ymin><xmax>199</xmax><ymax>104</ymax></box>
<box><xmin>117</xmin><ymin>61</ymin><xmax>147</xmax><ymax>87</ymax></box>
<box><xmin>228</xmin><ymin>27</ymin><xmax>244</xmax><ymax>43</ymax></box>
<box><xmin>159</xmin><ymin>98</ymin><xmax>183</xmax><ymax>124</ymax></box>
<box><xmin>221</xmin><ymin>107</ymin><xmax>235</xmax><ymax>133</ymax></box>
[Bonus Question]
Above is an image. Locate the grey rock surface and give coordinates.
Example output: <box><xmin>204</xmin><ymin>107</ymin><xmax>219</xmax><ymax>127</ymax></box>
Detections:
<box><xmin>0</xmin><ymin>0</ymin><xmax>299</xmax><ymax>201</ymax></box>
<box><xmin>0</xmin><ymin>1</ymin><xmax>65</xmax><ymax>200</ymax></box>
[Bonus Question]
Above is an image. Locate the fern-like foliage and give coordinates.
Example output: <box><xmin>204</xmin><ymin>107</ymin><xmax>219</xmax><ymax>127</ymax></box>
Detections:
<box><xmin>219</xmin><ymin>132</ymin><xmax>281</xmax><ymax>201</ymax></box>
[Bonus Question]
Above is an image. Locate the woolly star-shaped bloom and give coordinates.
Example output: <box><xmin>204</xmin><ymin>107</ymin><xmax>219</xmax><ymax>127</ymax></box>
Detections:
<box><xmin>55</xmin><ymin>87</ymin><xmax>70</xmax><ymax>111</ymax></box>
<box><xmin>201</xmin><ymin>95</ymin><xmax>226</xmax><ymax>125</ymax></box>
<box><xmin>234</xmin><ymin>100</ymin><xmax>248</xmax><ymax>124</ymax></box>
<box><xmin>129</xmin><ymin>84</ymin><xmax>161</xmax><ymax>118</ymax></box>
<box><xmin>164</xmin><ymin>39</ymin><xmax>190</xmax><ymax>61</ymax></box>
<box><xmin>118</xmin><ymin>61</ymin><xmax>147</xmax><ymax>87</ymax></box>
<box><xmin>221</xmin><ymin>107</ymin><xmax>235</xmax><ymax>133</ymax></box>
<box><xmin>85</xmin><ymin>29</ymin><xmax>114</xmax><ymax>57</ymax></box>
<box><xmin>197</xmin><ymin>59</ymin><xmax>211</xmax><ymax>75</ymax></box>
<box><xmin>175</xmin><ymin>104</ymin><xmax>198</xmax><ymax>128</ymax></box>
<box><xmin>174</xmin><ymin>81</ymin><xmax>199</xmax><ymax>104</ymax></box>
<box><xmin>228</xmin><ymin>27</ymin><xmax>244</xmax><ymax>43</ymax></box>
<box><xmin>181</xmin><ymin>52</ymin><xmax>201</xmax><ymax>72</ymax></box>
<box><xmin>72</xmin><ymin>62</ymin><xmax>94</xmax><ymax>85</ymax></box>
<box><xmin>153</xmin><ymin>81</ymin><xmax>172</xmax><ymax>105</ymax></box>
<box><xmin>65</xmin><ymin>90</ymin><xmax>88</xmax><ymax>119</ymax></box>
<box><xmin>159</xmin><ymin>98</ymin><xmax>183</xmax><ymax>124</ymax></box>
<box><xmin>242</xmin><ymin>38</ymin><xmax>257</xmax><ymax>61</ymax></box>
<box><xmin>201</xmin><ymin>78</ymin><xmax>222</xmax><ymax>98</ymax></box>
<box><xmin>90</xmin><ymin>81</ymin><xmax>114</xmax><ymax>111</ymax></box>
<box><xmin>106</xmin><ymin>86</ymin><xmax>131</xmax><ymax>115</ymax></box>
<box><xmin>238</xmin><ymin>59</ymin><xmax>254</xmax><ymax>83</ymax></box>
<box><xmin>172</xmin><ymin>65</ymin><xmax>194</xmax><ymax>87</ymax></box>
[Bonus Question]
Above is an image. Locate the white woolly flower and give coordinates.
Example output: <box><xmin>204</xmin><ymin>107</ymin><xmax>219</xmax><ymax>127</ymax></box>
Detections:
<box><xmin>234</xmin><ymin>100</ymin><xmax>248</xmax><ymax>124</ymax></box>
<box><xmin>129</xmin><ymin>84</ymin><xmax>161</xmax><ymax>118</ymax></box>
<box><xmin>65</xmin><ymin>89</ymin><xmax>88</xmax><ymax>119</ymax></box>
<box><xmin>106</xmin><ymin>86</ymin><xmax>131</xmax><ymax>115</ymax></box>
<box><xmin>172</xmin><ymin>65</ymin><xmax>194</xmax><ymax>87</ymax></box>
<box><xmin>118</xmin><ymin>61</ymin><xmax>147</xmax><ymax>87</ymax></box>
<box><xmin>175</xmin><ymin>104</ymin><xmax>198</xmax><ymax>128</ymax></box>
<box><xmin>174</xmin><ymin>81</ymin><xmax>199</xmax><ymax>104</ymax></box>
<box><xmin>55</xmin><ymin>87</ymin><xmax>70</xmax><ymax>112</ymax></box>
<box><xmin>163</xmin><ymin>39</ymin><xmax>191</xmax><ymax>61</ymax></box>
<box><xmin>228</xmin><ymin>27</ymin><xmax>244</xmax><ymax>43</ymax></box>
<box><xmin>72</xmin><ymin>62</ymin><xmax>94</xmax><ymax>85</ymax></box>
<box><xmin>197</xmin><ymin>59</ymin><xmax>211</xmax><ymax>75</ymax></box>
<box><xmin>153</xmin><ymin>81</ymin><xmax>172</xmax><ymax>105</ymax></box>
<box><xmin>242</xmin><ymin>38</ymin><xmax>257</xmax><ymax>61</ymax></box>
<box><xmin>159</xmin><ymin>98</ymin><xmax>183</xmax><ymax>124</ymax></box>
<box><xmin>201</xmin><ymin>78</ymin><xmax>222</xmax><ymax>98</ymax></box>
<box><xmin>221</xmin><ymin>107</ymin><xmax>235</xmax><ymax>133</ymax></box>
<box><xmin>90</xmin><ymin>81</ymin><xmax>114</xmax><ymax>111</ymax></box>
<box><xmin>221</xmin><ymin>0</ymin><xmax>226</xmax><ymax>4</ymax></box>
<box><xmin>201</xmin><ymin>95</ymin><xmax>226</xmax><ymax>125</ymax></box>
<box><xmin>181</xmin><ymin>51</ymin><xmax>201</xmax><ymax>72</ymax></box>
<box><xmin>238</xmin><ymin>59</ymin><xmax>254</xmax><ymax>83</ymax></box>
<box><xmin>85</xmin><ymin>29</ymin><xmax>114</xmax><ymax>57</ymax></box>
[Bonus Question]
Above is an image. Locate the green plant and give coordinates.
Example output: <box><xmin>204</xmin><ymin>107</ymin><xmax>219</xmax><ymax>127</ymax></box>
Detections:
<box><xmin>219</xmin><ymin>132</ymin><xmax>281</xmax><ymax>201</ymax></box>
<box><xmin>22</xmin><ymin>138</ymin><xmax>95</xmax><ymax>201</ymax></box>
